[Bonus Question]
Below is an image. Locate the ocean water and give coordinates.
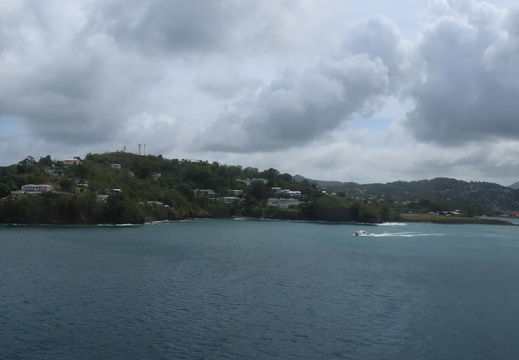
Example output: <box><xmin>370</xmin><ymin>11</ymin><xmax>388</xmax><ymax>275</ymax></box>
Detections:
<box><xmin>1</xmin><ymin>220</ymin><xmax>519</xmax><ymax>359</ymax></box>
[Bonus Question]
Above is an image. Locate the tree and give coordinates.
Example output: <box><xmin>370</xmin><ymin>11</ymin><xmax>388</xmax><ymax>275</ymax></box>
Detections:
<box><xmin>378</xmin><ymin>205</ymin><xmax>391</xmax><ymax>222</ymax></box>
<box><xmin>249</xmin><ymin>182</ymin><xmax>270</xmax><ymax>201</ymax></box>
<box><xmin>0</xmin><ymin>183</ymin><xmax>11</xmax><ymax>198</ymax></box>
<box><xmin>22</xmin><ymin>156</ymin><xmax>36</xmax><ymax>164</ymax></box>
<box><xmin>60</xmin><ymin>179</ymin><xmax>74</xmax><ymax>191</ymax></box>
<box><xmin>39</xmin><ymin>155</ymin><xmax>53</xmax><ymax>166</ymax></box>
<box><xmin>263</xmin><ymin>168</ymin><xmax>280</xmax><ymax>180</ymax></box>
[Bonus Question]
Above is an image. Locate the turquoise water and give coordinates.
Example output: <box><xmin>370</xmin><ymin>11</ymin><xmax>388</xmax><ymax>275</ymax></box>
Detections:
<box><xmin>1</xmin><ymin>220</ymin><xmax>518</xmax><ymax>359</ymax></box>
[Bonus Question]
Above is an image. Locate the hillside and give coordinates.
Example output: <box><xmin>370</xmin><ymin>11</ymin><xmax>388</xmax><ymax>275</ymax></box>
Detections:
<box><xmin>0</xmin><ymin>152</ymin><xmax>516</xmax><ymax>225</ymax></box>
<box><xmin>0</xmin><ymin>152</ymin><xmax>401</xmax><ymax>224</ymax></box>
<box><xmin>299</xmin><ymin>176</ymin><xmax>519</xmax><ymax>213</ymax></box>
<box><xmin>509</xmin><ymin>181</ymin><xmax>519</xmax><ymax>190</ymax></box>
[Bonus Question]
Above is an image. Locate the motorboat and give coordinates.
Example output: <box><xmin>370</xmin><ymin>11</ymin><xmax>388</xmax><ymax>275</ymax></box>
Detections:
<box><xmin>354</xmin><ymin>230</ymin><xmax>368</xmax><ymax>236</ymax></box>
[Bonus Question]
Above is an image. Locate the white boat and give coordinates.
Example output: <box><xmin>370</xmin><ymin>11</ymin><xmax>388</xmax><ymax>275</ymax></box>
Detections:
<box><xmin>354</xmin><ymin>230</ymin><xmax>368</xmax><ymax>236</ymax></box>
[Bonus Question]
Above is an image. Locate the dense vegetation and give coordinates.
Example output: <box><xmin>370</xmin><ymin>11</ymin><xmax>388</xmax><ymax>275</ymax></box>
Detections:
<box><xmin>0</xmin><ymin>152</ymin><xmax>401</xmax><ymax>224</ymax></box>
<box><xmin>0</xmin><ymin>152</ymin><xmax>505</xmax><ymax>225</ymax></box>
<box><xmin>308</xmin><ymin>176</ymin><xmax>519</xmax><ymax>213</ymax></box>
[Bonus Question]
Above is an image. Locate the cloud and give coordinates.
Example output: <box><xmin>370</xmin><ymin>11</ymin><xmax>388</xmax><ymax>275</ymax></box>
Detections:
<box><xmin>97</xmin><ymin>0</ymin><xmax>238</xmax><ymax>54</ymax></box>
<box><xmin>195</xmin><ymin>74</ymin><xmax>261</xmax><ymax>99</ymax></box>
<box><xmin>197</xmin><ymin>15</ymin><xmax>408</xmax><ymax>152</ymax></box>
<box><xmin>484</xmin><ymin>7</ymin><xmax>519</xmax><ymax>88</ymax></box>
<box><xmin>342</xmin><ymin>14</ymin><xmax>412</xmax><ymax>88</ymax></box>
<box><xmin>197</xmin><ymin>56</ymin><xmax>389</xmax><ymax>152</ymax></box>
<box><xmin>404</xmin><ymin>1</ymin><xmax>519</xmax><ymax>145</ymax></box>
<box><xmin>95</xmin><ymin>0</ymin><xmax>329</xmax><ymax>56</ymax></box>
<box><xmin>0</xmin><ymin>1</ymin><xmax>166</xmax><ymax>147</ymax></box>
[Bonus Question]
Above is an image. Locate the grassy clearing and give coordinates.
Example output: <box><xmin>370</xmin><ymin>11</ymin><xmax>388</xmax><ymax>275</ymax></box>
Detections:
<box><xmin>400</xmin><ymin>213</ymin><xmax>513</xmax><ymax>225</ymax></box>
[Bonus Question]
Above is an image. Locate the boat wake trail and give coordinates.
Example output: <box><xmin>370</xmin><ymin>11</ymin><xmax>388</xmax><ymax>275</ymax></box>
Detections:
<box><xmin>367</xmin><ymin>232</ymin><xmax>443</xmax><ymax>237</ymax></box>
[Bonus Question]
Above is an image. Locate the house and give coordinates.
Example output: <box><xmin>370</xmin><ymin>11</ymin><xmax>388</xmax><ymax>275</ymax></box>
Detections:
<box><xmin>246</xmin><ymin>178</ymin><xmax>268</xmax><ymax>186</ymax></box>
<box><xmin>147</xmin><ymin>201</ymin><xmax>165</xmax><ymax>206</ymax></box>
<box><xmin>288</xmin><ymin>191</ymin><xmax>301</xmax><ymax>198</ymax></box>
<box><xmin>194</xmin><ymin>189</ymin><xmax>216</xmax><ymax>196</ymax></box>
<box><xmin>152</xmin><ymin>172</ymin><xmax>162</xmax><ymax>180</ymax></box>
<box><xmin>75</xmin><ymin>179</ymin><xmax>89</xmax><ymax>187</ymax></box>
<box><xmin>266</xmin><ymin>198</ymin><xmax>300</xmax><ymax>208</ymax></box>
<box><xmin>274</xmin><ymin>188</ymin><xmax>301</xmax><ymax>197</ymax></box>
<box><xmin>218</xmin><ymin>196</ymin><xmax>245</xmax><ymax>205</ymax></box>
<box><xmin>111</xmin><ymin>164</ymin><xmax>121</xmax><ymax>170</ymax></box>
<box><xmin>47</xmin><ymin>169</ymin><xmax>64</xmax><ymax>176</ymax></box>
<box><xmin>15</xmin><ymin>184</ymin><xmax>54</xmax><ymax>194</ymax></box>
<box><xmin>231</xmin><ymin>189</ymin><xmax>244</xmax><ymax>196</ymax></box>
<box><xmin>63</xmin><ymin>159</ymin><xmax>81</xmax><ymax>166</ymax></box>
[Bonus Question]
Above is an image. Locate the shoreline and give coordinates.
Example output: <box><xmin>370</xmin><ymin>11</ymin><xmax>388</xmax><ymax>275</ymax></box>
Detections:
<box><xmin>400</xmin><ymin>214</ymin><xmax>514</xmax><ymax>226</ymax></box>
<box><xmin>1</xmin><ymin>216</ymin><xmax>515</xmax><ymax>227</ymax></box>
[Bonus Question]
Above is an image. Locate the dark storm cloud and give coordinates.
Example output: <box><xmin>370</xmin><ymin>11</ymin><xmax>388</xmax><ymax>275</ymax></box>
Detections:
<box><xmin>404</xmin><ymin>2</ymin><xmax>519</xmax><ymax>145</ymax></box>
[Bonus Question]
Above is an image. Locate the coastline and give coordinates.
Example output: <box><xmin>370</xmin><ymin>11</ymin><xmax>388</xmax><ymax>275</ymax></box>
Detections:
<box><xmin>1</xmin><ymin>215</ymin><xmax>515</xmax><ymax>227</ymax></box>
<box><xmin>400</xmin><ymin>214</ymin><xmax>514</xmax><ymax>226</ymax></box>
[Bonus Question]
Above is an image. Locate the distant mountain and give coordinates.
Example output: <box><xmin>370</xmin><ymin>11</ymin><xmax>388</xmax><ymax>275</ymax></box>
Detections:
<box><xmin>293</xmin><ymin>175</ymin><xmax>345</xmax><ymax>188</ymax></box>
<box><xmin>509</xmin><ymin>181</ymin><xmax>519</xmax><ymax>190</ymax></box>
<box><xmin>296</xmin><ymin>176</ymin><xmax>519</xmax><ymax>212</ymax></box>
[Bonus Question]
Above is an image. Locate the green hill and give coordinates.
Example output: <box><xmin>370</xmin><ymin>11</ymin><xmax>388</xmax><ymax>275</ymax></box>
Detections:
<box><xmin>299</xmin><ymin>176</ymin><xmax>519</xmax><ymax>214</ymax></box>
<box><xmin>0</xmin><ymin>152</ymin><xmax>513</xmax><ymax>225</ymax></box>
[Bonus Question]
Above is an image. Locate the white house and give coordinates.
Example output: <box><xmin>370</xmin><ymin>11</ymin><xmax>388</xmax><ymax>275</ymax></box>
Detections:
<box><xmin>194</xmin><ymin>189</ymin><xmax>216</xmax><ymax>195</ymax></box>
<box><xmin>18</xmin><ymin>184</ymin><xmax>54</xmax><ymax>193</ymax></box>
<box><xmin>266</xmin><ymin>198</ymin><xmax>300</xmax><ymax>208</ymax></box>
<box><xmin>75</xmin><ymin>179</ymin><xmax>89</xmax><ymax>187</ymax></box>
<box><xmin>274</xmin><ymin>188</ymin><xmax>301</xmax><ymax>197</ymax></box>
<box><xmin>218</xmin><ymin>196</ymin><xmax>245</xmax><ymax>204</ymax></box>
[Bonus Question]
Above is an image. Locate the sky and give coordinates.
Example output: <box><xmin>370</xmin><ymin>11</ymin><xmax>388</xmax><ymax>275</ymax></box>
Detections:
<box><xmin>1</xmin><ymin>0</ymin><xmax>519</xmax><ymax>185</ymax></box>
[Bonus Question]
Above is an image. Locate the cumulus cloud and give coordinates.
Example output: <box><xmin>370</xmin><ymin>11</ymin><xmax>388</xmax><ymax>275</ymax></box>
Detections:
<box><xmin>405</xmin><ymin>1</ymin><xmax>519</xmax><ymax>145</ymax></box>
<box><xmin>197</xmin><ymin>15</ymin><xmax>408</xmax><ymax>152</ymax></box>
<box><xmin>97</xmin><ymin>0</ymin><xmax>239</xmax><ymax>54</ymax></box>
<box><xmin>95</xmin><ymin>0</ymin><xmax>328</xmax><ymax>56</ymax></box>
<box><xmin>484</xmin><ymin>7</ymin><xmax>519</xmax><ymax>88</ymax></box>
<box><xmin>342</xmin><ymin>14</ymin><xmax>412</xmax><ymax>88</ymax></box>
<box><xmin>0</xmin><ymin>1</ymin><xmax>166</xmax><ymax>148</ymax></box>
<box><xmin>197</xmin><ymin>55</ymin><xmax>389</xmax><ymax>152</ymax></box>
<box><xmin>0</xmin><ymin>0</ymin><xmax>345</xmax><ymax>156</ymax></box>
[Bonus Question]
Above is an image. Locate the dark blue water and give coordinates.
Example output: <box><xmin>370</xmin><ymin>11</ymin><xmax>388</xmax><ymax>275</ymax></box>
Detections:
<box><xmin>1</xmin><ymin>220</ymin><xmax>519</xmax><ymax>359</ymax></box>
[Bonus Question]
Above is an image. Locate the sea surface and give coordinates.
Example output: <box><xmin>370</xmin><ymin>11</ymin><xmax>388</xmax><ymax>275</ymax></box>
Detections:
<box><xmin>1</xmin><ymin>219</ymin><xmax>519</xmax><ymax>359</ymax></box>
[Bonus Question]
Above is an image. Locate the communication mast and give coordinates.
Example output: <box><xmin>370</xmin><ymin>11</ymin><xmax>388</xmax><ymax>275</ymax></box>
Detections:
<box><xmin>138</xmin><ymin>144</ymin><xmax>142</xmax><ymax>155</ymax></box>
